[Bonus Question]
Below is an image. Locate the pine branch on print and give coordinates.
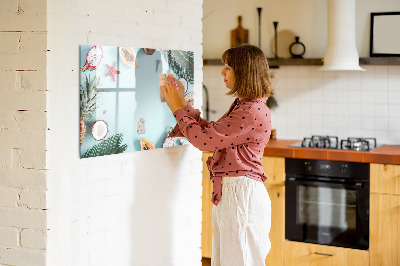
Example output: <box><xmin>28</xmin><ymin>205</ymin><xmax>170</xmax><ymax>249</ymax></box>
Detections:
<box><xmin>160</xmin><ymin>50</ymin><xmax>194</xmax><ymax>84</ymax></box>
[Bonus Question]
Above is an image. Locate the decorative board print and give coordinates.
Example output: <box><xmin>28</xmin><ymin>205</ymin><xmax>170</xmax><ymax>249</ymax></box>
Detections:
<box><xmin>79</xmin><ymin>45</ymin><xmax>194</xmax><ymax>158</ymax></box>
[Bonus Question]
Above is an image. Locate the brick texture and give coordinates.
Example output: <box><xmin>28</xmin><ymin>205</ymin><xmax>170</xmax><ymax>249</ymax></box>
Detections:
<box><xmin>0</xmin><ymin>0</ymin><xmax>47</xmax><ymax>264</ymax></box>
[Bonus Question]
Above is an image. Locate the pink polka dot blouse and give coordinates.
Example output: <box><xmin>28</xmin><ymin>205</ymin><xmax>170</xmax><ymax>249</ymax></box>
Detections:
<box><xmin>170</xmin><ymin>97</ymin><xmax>272</xmax><ymax>206</ymax></box>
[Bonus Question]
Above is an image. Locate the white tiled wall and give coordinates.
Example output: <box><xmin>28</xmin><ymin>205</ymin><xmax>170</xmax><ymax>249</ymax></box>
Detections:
<box><xmin>203</xmin><ymin>65</ymin><xmax>400</xmax><ymax>144</ymax></box>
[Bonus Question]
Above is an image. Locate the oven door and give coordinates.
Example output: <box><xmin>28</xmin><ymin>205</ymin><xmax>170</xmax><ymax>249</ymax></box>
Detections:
<box><xmin>285</xmin><ymin>177</ymin><xmax>369</xmax><ymax>250</ymax></box>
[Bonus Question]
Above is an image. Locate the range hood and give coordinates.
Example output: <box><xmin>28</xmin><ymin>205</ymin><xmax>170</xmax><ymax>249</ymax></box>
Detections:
<box><xmin>320</xmin><ymin>0</ymin><xmax>365</xmax><ymax>71</ymax></box>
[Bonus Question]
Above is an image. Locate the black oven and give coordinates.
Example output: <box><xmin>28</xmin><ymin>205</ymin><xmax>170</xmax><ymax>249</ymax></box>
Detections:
<box><xmin>285</xmin><ymin>158</ymin><xmax>369</xmax><ymax>250</ymax></box>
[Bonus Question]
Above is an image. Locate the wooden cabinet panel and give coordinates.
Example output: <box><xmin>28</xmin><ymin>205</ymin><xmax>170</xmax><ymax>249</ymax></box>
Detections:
<box><xmin>370</xmin><ymin>193</ymin><xmax>400</xmax><ymax>266</ymax></box>
<box><xmin>202</xmin><ymin>152</ymin><xmax>213</xmax><ymax>258</ymax></box>
<box><xmin>262</xmin><ymin>156</ymin><xmax>285</xmax><ymax>185</ymax></box>
<box><xmin>264</xmin><ymin>184</ymin><xmax>284</xmax><ymax>266</ymax></box>
<box><xmin>370</xmin><ymin>163</ymin><xmax>400</xmax><ymax>195</ymax></box>
<box><xmin>284</xmin><ymin>241</ymin><xmax>369</xmax><ymax>266</ymax></box>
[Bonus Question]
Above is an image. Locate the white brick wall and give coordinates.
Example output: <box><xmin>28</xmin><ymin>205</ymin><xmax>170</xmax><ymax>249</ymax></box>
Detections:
<box><xmin>0</xmin><ymin>0</ymin><xmax>48</xmax><ymax>265</ymax></box>
<box><xmin>46</xmin><ymin>1</ymin><xmax>203</xmax><ymax>266</ymax></box>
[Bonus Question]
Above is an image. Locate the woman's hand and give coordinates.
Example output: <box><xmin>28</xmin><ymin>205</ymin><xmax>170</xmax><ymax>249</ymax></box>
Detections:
<box><xmin>161</xmin><ymin>76</ymin><xmax>187</xmax><ymax>113</ymax></box>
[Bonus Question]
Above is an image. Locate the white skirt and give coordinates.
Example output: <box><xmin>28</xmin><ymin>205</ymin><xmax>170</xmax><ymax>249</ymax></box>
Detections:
<box><xmin>212</xmin><ymin>176</ymin><xmax>271</xmax><ymax>266</ymax></box>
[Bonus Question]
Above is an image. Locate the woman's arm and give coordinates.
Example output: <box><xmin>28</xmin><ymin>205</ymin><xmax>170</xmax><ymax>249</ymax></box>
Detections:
<box><xmin>173</xmin><ymin>106</ymin><xmax>257</xmax><ymax>152</ymax></box>
<box><xmin>163</xmin><ymin>77</ymin><xmax>212</xmax><ymax>137</ymax></box>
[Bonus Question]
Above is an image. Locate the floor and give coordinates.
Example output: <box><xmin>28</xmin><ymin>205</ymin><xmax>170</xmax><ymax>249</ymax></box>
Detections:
<box><xmin>202</xmin><ymin>257</ymin><xmax>211</xmax><ymax>266</ymax></box>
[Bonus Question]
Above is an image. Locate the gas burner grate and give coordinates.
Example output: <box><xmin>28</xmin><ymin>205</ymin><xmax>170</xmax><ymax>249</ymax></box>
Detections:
<box><xmin>301</xmin><ymin>135</ymin><xmax>339</xmax><ymax>149</ymax></box>
<box><xmin>340</xmin><ymin>137</ymin><xmax>377</xmax><ymax>151</ymax></box>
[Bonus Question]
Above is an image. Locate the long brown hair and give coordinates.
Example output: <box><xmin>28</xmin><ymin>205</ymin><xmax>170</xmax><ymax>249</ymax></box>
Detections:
<box><xmin>221</xmin><ymin>44</ymin><xmax>273</xmax><ymax>99</ymax></box>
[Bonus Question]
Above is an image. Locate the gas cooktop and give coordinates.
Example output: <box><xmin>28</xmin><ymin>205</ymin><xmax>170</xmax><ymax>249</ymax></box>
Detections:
<box><xmin>289</xmin><ymin>135</ymin><xmax>382</xmax><ymax>151</ymax></box>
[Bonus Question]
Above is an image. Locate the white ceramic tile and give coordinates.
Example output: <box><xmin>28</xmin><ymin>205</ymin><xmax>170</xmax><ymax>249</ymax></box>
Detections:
<box><xmin>311</xmin><ymin>87</ymin><xmax>323</xmax><ymax>101</ymax></box>
<box><xmin>362</xmin><ymin>116</ymin><xmax>375</xmax><ymax>130</ymax></box>
<box><xmin>285</xmin><ymin>66</ymin><xmax>298</xmax><ymax>77</ymax></box>
<box><xmin>348</xmin><ymin>116</ymin><xmax>362</xmax><ymax>129</ymax></box>
<box><xmin>362</xmin><ymin>65</ymin><xmax>375</xmax><ymax>74</ymax></box>
<box><xmin>273</xmin><ymin>76</ymin><xmax>287</xmax><ymax>90</ymax></box>
<box><xmin>298</xmin><ymin>67</ymin><xmax>311</xmax><ymax>78</ymax></box>
<box><xmin>323</xmin><ymin>115</ymin><xmax>336</xmax><ymax>129</ymax></box>
<box><xmin>298</xmin><ymin>77</ymin><xmax>311</xmax><ymax>89</ymax></box>
<box><xmin>336</xmin><ymin>115</ymin><xmax>348</xmax><ymax>128</ymax></box>
<box><xmin>311</xmin><ymin>114</ymin><xmax>324</xmax><ymax>128</ymax></box>
<box><xmin>323</xmin><ymin>87</ymin><xmax>336</xmax><ymax>103</ymax></box>
<box><xmin>349</xmin><ymin>128</ymin><xmax>362</xmax><ymax>137</ymax></box>
<box><xmin>336</xmin><ymin>103</ymin><xmax>349</xmax><ymax>116</ymax></box>
<box><xmin>311</xmin><ymin>102</ymin><xmax>324</xmax><ymax>113</ymax></box>
<box><xmin>311</xmin><ymin>127</ymin><xmax>324</xmax><ymax>136</ymax></box>
<box><xmin>374</xmin><ymin>65</ymin><xmax>388</xmax><ymax>77</ymax></box>
<box><xmin>361</xmin><ymin>104</ymin><xmax>375</xmax><ymax>117</ymax></box>
<box><xmin>389</xmin><ymin>104</ymin><xmax>400</xmax><ymax>117</ymax></box>
<box><xmin>336</xmin><ymin>128</ymin><xmax>349</xmax><ymax>140</ymax></box>
<box><xmin>310</xmin><ymin>77</ymin><xmax>324</xmax><ymax>90</ymax></box>
<box><xmin>388</xmin><ymin>91</ymin><xmax>400</xmax><ymax>105</ymax></box>
<box><xmin>310</xmin><ymin>67</ymin><xmax>324</xmax><ymax>77</ymax></box>
<box><xmin>374</xmin><ymin>90</ymin><xmax>388</xmax><ymax>104</ymax></box>
<box><xmin>388</xmin><ymin>75</ymin><xmax>400</xmax><ymax>91</ymax></box>
<box><xmin>336</xmin><ymin>90</ymin><xmax>349</xmax><ymax>103</ymax></box>
<box><xmin>374</xmin><ymin>130</ymin><xmax>389</xmax><ymax>144</ymax></box>
<box><xmin>335</xmin><ymin>72</ymin><xmax>349</xmax><ymax>90</ymax></box>
<box><xmin>361</xmin><ymin>75</ymin><xmax>374</xmax><ymax>91</ymax></box>
<box><xmin>273</xmin><ymin>67</ymin><xmax>286</xmax><ymax>77</ymax></box>
<box><xmin>348</xmin><ymin>71</ymin><xmax>362</xmax><ymax>90</ymax></box>
<box><xmin>286</xmin><ymin>77</ymin><xmax>299</xmax><ymax>89</ymax></box>
<box><xmin>388</xmin><ymin>65</ymin><xmax>400</xmax><ymax>76</ymax></box>
<box><xmin>322</xmin><ymin>127</ymin><xmax>337</xmax><ymax>135</ymax></box>
<box><xmin>374</xmin><ymin>78</ymin><xmax>388</xmax><ymax>91</ymax></box>
<box><xmin>287</xmin><ymin>113</ymin><xmax>300</xmax><ymax>127</ymax></box>
<box><xmin>388</xmin><ymin>117</ymin><xmax>400</xmax><ymax>131</ymax></box>
<box><xmin>323</xmin><ymin>103</ymin><xmax>336</xmax><ymax>115</ymax></box>
<box><xmin>348</xmin><ymin>90</ymin><xmax>362</xmax><ymax>103</ymax></box>
<box><xmin>361</xmin><ymin>129</ymin><xmax>376</xmax><ymax>138</ymax></box>
<box><xmin>375</xmin><ymin>104</ymin><xmax>389</xmax><ymax>117</ymax></box>
<box><xmin>361</xmin><ymin>90</ymin><xmax>375</xmax><ymax>104</ymax></box>
<box><xmin>322</xmin><ymin>70</ymin><xmax>335</xmax><ymax>78</ymax></box>
<box><xmin>388</xmin><ymin>131</ymin><xmax>400</xmax><ymax>144</ymax></box>
<box><xmin>348</xmin><ymin>103</ymin><xmax>362</xmax><ymax>116</ymax></box>
<box><xmin>286</xmin><ymin>126</ymin><xmax>300</xmax><ymax>139</ymax></box>
<box><xmin>374</xmin><ymin>117</ymin><xmax>389</xmax><ymax>130</ymax></box>
<box><xmin>298</xmin><ymin>102</ymin><xmax>312</xmax><ymax>114</ymax></box>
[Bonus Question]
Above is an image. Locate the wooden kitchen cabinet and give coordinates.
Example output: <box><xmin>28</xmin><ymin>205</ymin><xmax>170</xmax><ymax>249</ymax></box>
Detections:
<box><xmin>370</xmin><ymin>193</ymin><xmax>400</xmax><ymax>266</ymax></box>
<box><xmin>261</xmin><ymin>156</ymin><xmax>285</xmax><ymax>186</ymax></box>
<box><xmin>370</xmin><ymin>163</ymin><xmax>400</xmax><ymax>266</ymax></box>
<box><xmin>264</xmin><ymin>184</ymin><xmax>285</xmax><ymax>266</ymax></box>
<box><xmin>262</xmin><ymin>156</ymin><xmax>285</xmax><ymax>266</ymax></box>
<box><xmin>370</xmin><ymin>163</ymin><xmax>400</xmax><ymax>195</ymax></box>
<box><xmin>284</xmin><ymin>241</ymin><xmax>369</xmax><ymax>266</ymax></box>
<box><xmin>202</xmin><ymin>152</ymin><xmax>213</xmax><ymax>258</ymax></box>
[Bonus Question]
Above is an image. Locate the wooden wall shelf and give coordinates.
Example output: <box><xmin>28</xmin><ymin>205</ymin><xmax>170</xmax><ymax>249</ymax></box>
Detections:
<box><xmin>359</xmin><ymin>57</ymin><xmax>400</xmax><ymax>65</ymax></box>
<box><xmin>203</xmin><ymin>57</ymin><xmax>400</xmax><ymax>67</ymax></box>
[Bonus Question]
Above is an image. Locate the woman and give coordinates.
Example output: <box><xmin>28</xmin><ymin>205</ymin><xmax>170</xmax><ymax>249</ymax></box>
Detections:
<box><xmin>161</xmin><ymin>44</ymin><xmax>273</xmax><ymax>266</ymax></box>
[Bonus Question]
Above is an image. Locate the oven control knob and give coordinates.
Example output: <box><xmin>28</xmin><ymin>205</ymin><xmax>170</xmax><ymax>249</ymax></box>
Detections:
<box><xmin>340</xmin><ymin>164</ymin><xmax>347</xmax><ymax>174</ymax></box>
<box><xmin>304</xmin><ymin>162</ymin><xmax>312</xmax><ymax>171</ymax></box>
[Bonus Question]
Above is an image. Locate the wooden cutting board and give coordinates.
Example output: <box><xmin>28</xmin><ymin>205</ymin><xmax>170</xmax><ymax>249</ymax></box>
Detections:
<box><xmin>231</xmin><ymin>16</ymin><xmax>249</xmax><ymax>48</ymax></box>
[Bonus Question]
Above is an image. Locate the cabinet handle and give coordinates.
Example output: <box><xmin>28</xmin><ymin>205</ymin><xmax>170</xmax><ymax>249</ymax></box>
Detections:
<box><xmin>313</xmin><ymin>252</ymin><xmax>335</xmax><ymax>257</ymax></box>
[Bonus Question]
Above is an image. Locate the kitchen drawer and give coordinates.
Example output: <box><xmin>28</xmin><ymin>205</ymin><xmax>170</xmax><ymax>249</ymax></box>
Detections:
<box><xmin>284</xmin><ymin>241</ymin><xmax>369</xmax><ymax>266</ymax></box>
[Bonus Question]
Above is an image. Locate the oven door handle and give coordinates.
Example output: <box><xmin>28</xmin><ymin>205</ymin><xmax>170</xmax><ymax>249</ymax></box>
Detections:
<box><xmin>287</xmin><ymin>177</ymin><xmax>364</xmax><ymax>189</ymax></box>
